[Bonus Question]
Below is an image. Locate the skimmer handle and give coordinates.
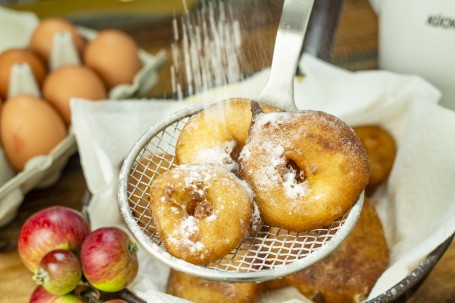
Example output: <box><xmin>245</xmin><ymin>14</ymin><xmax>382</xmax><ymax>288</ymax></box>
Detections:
<box><xmin>258</xmin><ymin>0</ymin><xmax>314</xmax><ymax>111</ymax></box>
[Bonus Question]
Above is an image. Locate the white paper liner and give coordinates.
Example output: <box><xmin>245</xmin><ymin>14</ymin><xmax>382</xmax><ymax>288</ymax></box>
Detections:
<box><xmin>0</xmin><ymin>8</ymin><xmax>38</xmax><ymax>52</ymax></box>
<box><xmin>71</xmin><ymin>54</ymin><xmax>455</xmax><ymax>302</ymax></box>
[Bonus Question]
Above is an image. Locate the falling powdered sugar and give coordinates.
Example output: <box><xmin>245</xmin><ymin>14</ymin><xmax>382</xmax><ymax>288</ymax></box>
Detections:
<box><xmin>171</xmin><ymin>0</ymin><xmax>244</xmax><ymax>99</ymax></box>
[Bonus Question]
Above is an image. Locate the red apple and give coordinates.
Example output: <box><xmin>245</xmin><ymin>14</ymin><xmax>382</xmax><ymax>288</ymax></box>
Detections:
<box><xmin>81</xmin><ymin>227</ymin><xmax>138</xmax><ymax>292</ymax></box>
<box><xmin>18</xmin><ymin>206</ymin><xmax>90</xmax><ymax>273</ymax></box>
<box><xmin>33</xmin><ymin>249</ymin><xmax>82</xmax><ymax>295</ymax></box>
<box><xmin>29</xmin><ymin>286</ymin><xmax>83</xmax><ymax>303</ymax></box>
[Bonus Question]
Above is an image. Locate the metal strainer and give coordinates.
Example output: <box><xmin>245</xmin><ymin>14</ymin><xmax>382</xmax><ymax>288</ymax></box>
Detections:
<box><xmin>118</xmin><ymin>0</ymin><xmax>364</xmax><ymax>283</ymax></box>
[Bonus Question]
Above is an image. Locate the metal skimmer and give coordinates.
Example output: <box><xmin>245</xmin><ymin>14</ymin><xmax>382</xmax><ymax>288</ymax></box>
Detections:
<box><xmin>118</xmin><ymin>0</ymin><xmax>364</xmax><ymax>282</ymax></box>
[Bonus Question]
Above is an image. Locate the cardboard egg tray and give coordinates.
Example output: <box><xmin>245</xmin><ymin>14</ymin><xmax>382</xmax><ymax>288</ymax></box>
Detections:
<box><xmin>0</xmin><ymin>6</ymin><xmax>166</xmax><ymax>226</ymax></box>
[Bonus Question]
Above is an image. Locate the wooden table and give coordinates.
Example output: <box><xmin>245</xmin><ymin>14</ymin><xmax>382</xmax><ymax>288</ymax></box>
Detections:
<box><xmin>1</xmin><ymin>0</ymin><xmax>454</xmax><ymax>302</ymax></box>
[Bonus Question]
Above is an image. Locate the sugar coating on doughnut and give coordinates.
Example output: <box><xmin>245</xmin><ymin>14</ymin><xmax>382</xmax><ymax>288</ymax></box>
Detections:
<box><xmin>149</xmin><ymin>164</ymin><xmax>254</xmax><ymax>265</ymax></box>
<box><xmin>176</xmin><ymin>98</ymin><xmax>279</xmax><ymax>173</ymax></box>
<box><xmin>239</xmin><ymin>111</ymin><xmax>370</xmax><ymax>232</ymax></box>
<box><xmin>192</xmin><ymin>140</ymin><xmax>239</xmax><ymax>172</ymax></box>
<box><xmin>284</xmin><ymin>198</ymin><xmax>388</xmax><ymax>302</ymax></box>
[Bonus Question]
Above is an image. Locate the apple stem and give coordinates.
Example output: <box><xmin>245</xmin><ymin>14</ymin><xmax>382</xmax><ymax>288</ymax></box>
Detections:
<box><xmin>128</xmin><ymin>241</ymin><xmax>138</xmax><ymax>255</ymax></box>
<box><xmin>32</xmin><ymin>270</ymin><xmax>47</xmax><ymax>285</ymax></box>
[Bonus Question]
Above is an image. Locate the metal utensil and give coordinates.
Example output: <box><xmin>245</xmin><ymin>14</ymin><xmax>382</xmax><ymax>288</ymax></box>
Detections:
<box><xmin>118</xmin><ymin>0</ymin><xmax>364</xmax><ymax>282</ymax></box>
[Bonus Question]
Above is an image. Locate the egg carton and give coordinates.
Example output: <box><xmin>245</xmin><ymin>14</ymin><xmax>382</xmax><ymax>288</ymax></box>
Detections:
<box><xmin>0</xmin><ymin>6</ymin><xmax>167</xmax><ymax>226</ymax></box>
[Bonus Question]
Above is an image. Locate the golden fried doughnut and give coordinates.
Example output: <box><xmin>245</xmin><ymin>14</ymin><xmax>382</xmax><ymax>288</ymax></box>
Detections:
<box><xmin>239</xmin><ymin>111</ymin><xmax>370</xmax><ymax>232</ymax></box>
<box><xmin>149</xmin><ymin>164</ymin><xmax>253</xmax><ymax>265</ymax></box>
<box><xmin>353</xmin><ymin>125</ymin><xmax>396</xmax><ymax>195</ymax></box>
<box><xmin>167</xmin><ymin>269</ymin><xmax>261</xmax><ymax>303</ymax></box>
<box><xmin>284</xmin><ymin>198</ymin><xmax>389</xmax><ymax>303</ymax></box>
<box><xmin>176</xmin><ymin>98</ymin><xmax>279</xmax><ymax>172</ymax></box>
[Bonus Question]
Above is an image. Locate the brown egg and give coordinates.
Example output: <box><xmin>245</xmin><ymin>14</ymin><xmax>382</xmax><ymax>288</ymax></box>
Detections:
<box><xmin>0</xmin><ymin>48</ymin><xmax>47</xmax><ymax>98</ymax></box>
<box><xmin>43</xmin><ymin>65</ymin><xmax>106</xmax><ymax>125</ymax></box>
<box><xmin>0</xmin><ymin>94</ymin><xmax>67</xmax><ymax>171</ymax></box>
<box><xmin>29</xmin><ymin>18</ymin><xmax>86</xmax><ymax>64</ymax></box>
<box><xmin>83</xmin><ymin>29</ymin><xmax>142</xmax><ymax>89</ymax></box>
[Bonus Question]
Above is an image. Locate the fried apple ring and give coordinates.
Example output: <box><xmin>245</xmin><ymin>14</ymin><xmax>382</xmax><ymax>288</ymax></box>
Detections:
<box><xmin>239</xmin><ymin>111</ymin><xmax>370</xmax><ymax>232</ymax></box>
<box><xmin>284</xmin><ymin>198</ymin><xmax>389</xmax><ymax>303</ymax></box>
<box><xmin>167</xmin><ymin>269</ymin><xmax>261</xmax><ymax>303</ymax></box>
<box><xmin>149</xmin><ymin>164</ymin><xmax>253</xmax><ymax>265</ymax></box>
<box><xmin>176</xmin><ymin>98</ymin><xmax>279</xmax><ymax>173</ymax></box>
<box><xmin>353</xmin><ymin>125</ymin><xmax>396</xmax><ymax>195</ymax></box>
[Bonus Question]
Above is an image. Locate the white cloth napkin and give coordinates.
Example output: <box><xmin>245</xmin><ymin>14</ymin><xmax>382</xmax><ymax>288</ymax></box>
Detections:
<box><xmin>71</xmin><ymin>54</ymin><xmax>455</xmax><ymax>302</ymax></box>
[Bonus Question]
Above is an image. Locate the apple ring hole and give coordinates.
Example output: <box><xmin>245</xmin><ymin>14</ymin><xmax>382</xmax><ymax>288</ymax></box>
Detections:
<box><xmin>285</xmin><ymin>159</ymin><xmax>306</xmax><ymax>184</ymax></box>
<box><xmin>186</xmin><ymin>193</ymin><xmax>214</xmax><ymax>220</ymax></box>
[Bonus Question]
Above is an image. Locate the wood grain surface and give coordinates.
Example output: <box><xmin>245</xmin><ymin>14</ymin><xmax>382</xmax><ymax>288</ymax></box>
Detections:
<box><xmin>1</xmin><ymin>0</ymin><xmax>454</xmax><ymax>302</ymax></box>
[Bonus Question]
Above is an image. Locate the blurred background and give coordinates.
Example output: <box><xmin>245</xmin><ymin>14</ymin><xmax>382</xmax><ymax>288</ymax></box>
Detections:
<box><xmin>0</xmin><ymin>0</ymin><xmax>378</xmax><ymax>99</ymax></box>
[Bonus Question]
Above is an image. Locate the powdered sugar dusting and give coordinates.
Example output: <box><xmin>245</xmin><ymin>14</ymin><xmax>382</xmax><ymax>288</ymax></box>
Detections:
<box><xmin>251</xmin><ymin>201</ymin><xmax>261</xmax><ymax>233</ymax></box>
<box><xmin>283</xmin><ymin>165</ymin><xmax>309</xmax><ymax>198</ymax></box>
<box><xmin>166</xmin><ymin>163</ymin><xmax>251</xmax><ymax>236</ymax></box>
<box><xmin>168</xmin><ymin>216</ymin><xmax>205</xmax><ymax>253</ymax></box>
<box><xmin>194</xmin><ymin>140</ymin><xmax>238</xmax><ymax>172</ymax></box>
<box><xmin>240</xmin><ymin>110</ymin><xmax>370</xmax><ymax>217</ymax></box>
<box><xmin>242</xmin><ymin>139</ymin><xmax>309</xmax><ymax>201</ymax></box>
<box><xmin>253</xmin><ymin>112</ymin><xmax>287</xmax><ymax>130</ymax></box>
<box><xmin>240</xmin><ymin>112</ymin><xmax>313</xmax><ymax>202</ymax></box>
<box><xmin>180</xmin><ymin>164</ymin><xmax>213</xmax><ymax>187</ymax></box>
<box><xmin>240</xmin><ymin>145</ymin><xmax>251</xmax><ymax>159</ymax></box>
<box><xmin>238</xmin><ymin>178</ymin><xmax>254</xmax><ymax>200</ymax></box>
<box><xmin>152</xmin><ymin>163</ymin><xmax>257</xmax><ymax>264</ymax></box>
<box><xmin>270</xmin><ymin>145</ymin><xmax>285</xmax><ymax>167</ymax></box>
<box><xmin>171</xmin><ymin>206</ymin><xmax>180</xmax><ymax>214</ymax></box>
<box><xmin>206</xmin><ymin>212</ymin><xmax>218</xmax><ymax>221</ymax></box>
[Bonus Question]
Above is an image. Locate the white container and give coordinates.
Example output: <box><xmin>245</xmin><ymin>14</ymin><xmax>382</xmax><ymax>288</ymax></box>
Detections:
<box><xmin>372</xmin><ymin>0</ymin><xmax>455</xmax><ymax>110</ymax></box>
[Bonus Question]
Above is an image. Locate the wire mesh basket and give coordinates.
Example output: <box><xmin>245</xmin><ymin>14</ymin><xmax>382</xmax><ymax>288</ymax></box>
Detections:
<box><xmin>118</xmin><ymin>104</ymin><xmax>364</xmax><ymax>282</ymax></box>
